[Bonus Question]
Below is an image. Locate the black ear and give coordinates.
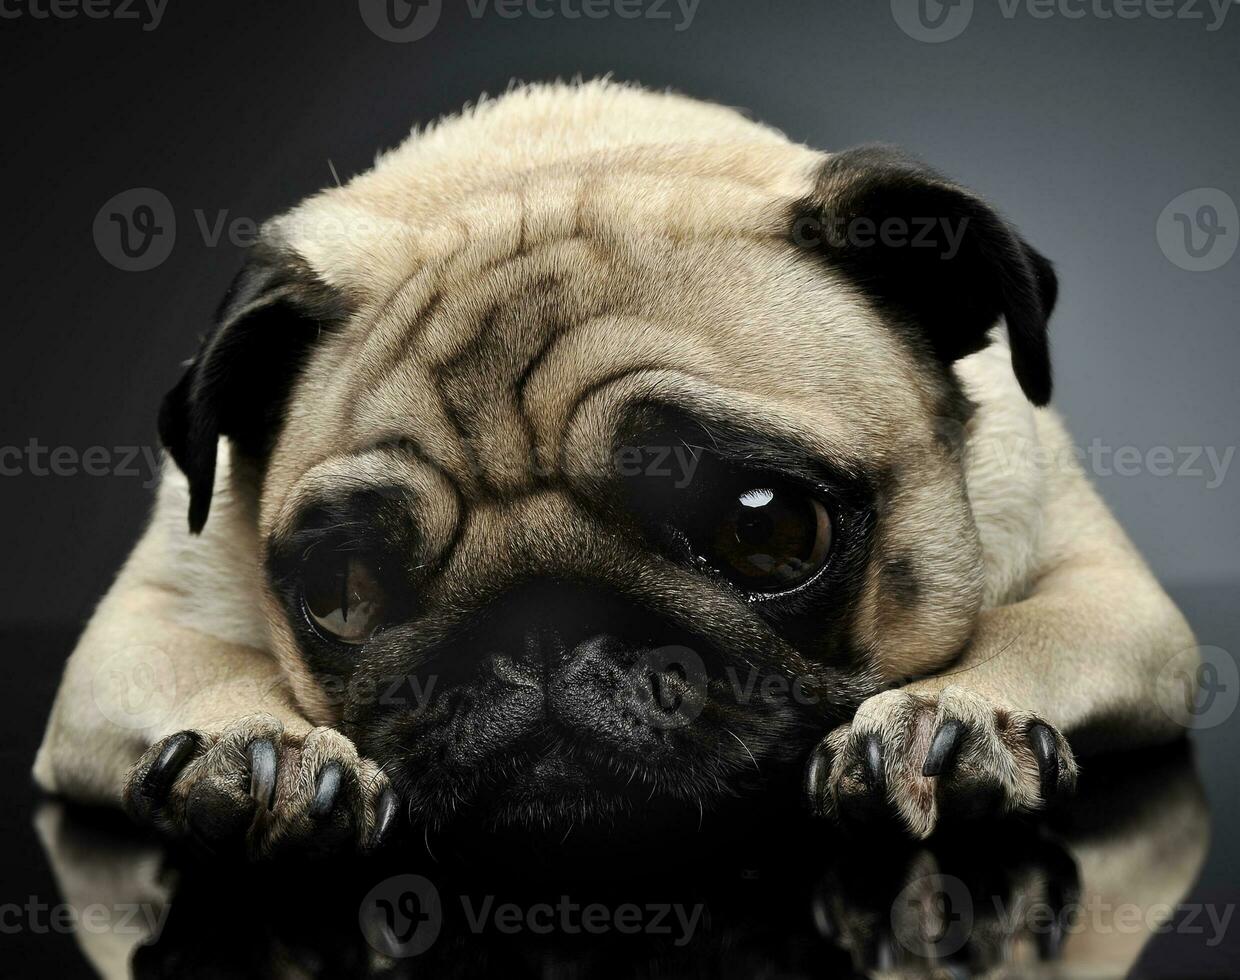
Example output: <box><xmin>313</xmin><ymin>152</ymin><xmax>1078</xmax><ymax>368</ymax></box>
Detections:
<box><xmin>792</xmin><ymin>145</ymin><xmax>1058</xmax><ymax>405</ymax></box>
<box><xmin>158</xmin><ymin>242</ymin><xmax>351</xmax><ymax>533</ymax></box>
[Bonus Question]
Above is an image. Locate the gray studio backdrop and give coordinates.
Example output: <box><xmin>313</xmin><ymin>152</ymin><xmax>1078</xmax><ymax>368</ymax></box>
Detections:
<box><xmin>3</xmin><ymin>0</ymin><xmax>1236</xmax><ymax>641</ymax></box>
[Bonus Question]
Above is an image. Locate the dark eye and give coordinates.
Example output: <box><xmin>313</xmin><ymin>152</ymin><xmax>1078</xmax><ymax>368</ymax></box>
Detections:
<box><xmin>705</xmin><ymin>486</ymin><xmax>833</xmax><ymax>592</ymax></box>
<box><xmin>301</xmin><ymin>549</ymin><xmax>391</xmax><ymax>645</ymax></box>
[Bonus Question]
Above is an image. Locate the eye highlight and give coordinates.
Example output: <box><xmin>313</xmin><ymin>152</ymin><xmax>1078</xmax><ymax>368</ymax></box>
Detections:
<box><xmin>301</xmin><ymin>549</ymin><xmax>392</xmax><ymax>645</ymax></box>
<box><xmin>703</xmin><ymin>484</ymin><xmax>833</xmax><ymax>593</ymax></box>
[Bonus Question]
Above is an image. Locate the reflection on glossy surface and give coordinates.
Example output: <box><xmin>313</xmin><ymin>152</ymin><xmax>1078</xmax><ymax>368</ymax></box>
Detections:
<box><xmin>35</xmin><ymin>743</ymin><xmax>1211</xmax><ymax>978</ymax></box>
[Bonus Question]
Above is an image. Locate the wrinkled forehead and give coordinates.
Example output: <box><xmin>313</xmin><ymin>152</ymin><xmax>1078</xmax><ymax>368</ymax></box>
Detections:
<box><xmin>261</xmin><ymin>242</ymin><xmax>937</xmax><ymax>534</ymax></box>
<box><xmin>270</xmin><ymin>141</ymin><xmax>820</xmax><ymax>302</ymax></box>
<box><xmin>259</xmin><ymin>163</ymin><xmax>948</xmax><ymax>531</ymax></box>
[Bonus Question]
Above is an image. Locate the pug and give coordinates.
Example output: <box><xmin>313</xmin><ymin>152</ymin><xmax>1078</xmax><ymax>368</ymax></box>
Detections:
<box><xmin>34</xmin><ymin>80</ymin><xmax>1197</xmax><ymax>858</ymax></box>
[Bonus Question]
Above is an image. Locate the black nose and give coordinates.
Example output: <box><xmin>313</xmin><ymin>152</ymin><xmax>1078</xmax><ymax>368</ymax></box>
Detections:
<box><xmin>545</xmin><ymin>634</ymin><xmax>709</xmax><ymax>747</ymax></box>
<box><xmin>474</xmin><ymin>581</ymin><xmax>711</xmax><ymax>749</ymax></box>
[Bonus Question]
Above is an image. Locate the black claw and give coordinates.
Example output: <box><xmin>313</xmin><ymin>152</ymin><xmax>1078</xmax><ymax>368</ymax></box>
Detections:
<box><xmin>1038</xmin><ymin>878</ymin><xmax>1069</xmax><ymax>960</ymax></box>
<box><xmin>141</xmin><ymin>732</ymin><xmax>199</xmax><ymax>798</ymax></box>
<box><xmin>922</xmin><ymin>718</ymin><xmax>967</xmax><ymax>777</ymax></box>
<box><xmin>811</xmin><ymin>895</ymin><xmax>837</xmax><ymax>940</ymax></box>
<box><xmin>309</xmin><ymin>763</ymin><xmax>343</xmax><ymax>818</ymax></box>
<box><xmin>873</xmin><ymin>933</ymin><xmax>896</xmax><ymax>972</ymax></box>
<box><xmin>803</xmin><ymin>740</ymin><xmax>834</xmax><ymax>815</ymax></box>
<box><xmin>861</xmin><ymin>734</ymin><xmax>886</xmax><ymax>796</ymax></box>
<box><xmin>248</xmin><ymin>739</ymin><xmax>278</xmax><ymax>811</ymax></box>
<box><xmin>1036</xmin><ymin>906</ymin><xmax>1065</xmax><ymax>960</ymax></box>
<box><xmin>369</xmin><ymin>787</ymin><xmax>399</xmax><ymax>850</ymax></box>
<box><xmin>1028</xmin><ymin>723</ymin><xmax>1060</xmax><ymax>802</ymax></box>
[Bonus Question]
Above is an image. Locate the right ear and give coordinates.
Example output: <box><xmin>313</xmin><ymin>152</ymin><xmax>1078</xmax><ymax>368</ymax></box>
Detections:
<box><xmin>158</xmin><ymin>242</ymin><xmax>351</xmax><ymax>534</ymax></box>
<box><xmin>791</xmin><ymin>145</ymin><xmax>1058</xmax><ymax>406</ymax></box>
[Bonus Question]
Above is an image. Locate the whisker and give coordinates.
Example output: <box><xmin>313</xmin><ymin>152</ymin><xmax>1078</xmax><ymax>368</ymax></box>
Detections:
<box><xmin>725</xmin><ymin>727</ymin><xmax>760</xmax><ymax>774</ymax></box>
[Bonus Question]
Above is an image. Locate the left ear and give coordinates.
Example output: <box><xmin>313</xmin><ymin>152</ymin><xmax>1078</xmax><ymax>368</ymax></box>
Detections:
<box><xmin>158</xmin><ymin>241</ymin><xmax>352</xmax><ymax>533</ymax></box>
<box><xmin>791</xmin><ymin>145</ymin><xmax>1058</xmax><ymax>405</ymax></box>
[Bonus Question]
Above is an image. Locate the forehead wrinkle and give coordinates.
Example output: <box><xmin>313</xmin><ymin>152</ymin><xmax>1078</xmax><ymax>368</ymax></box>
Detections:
<box><xmin>350</xmin><ymin>362</ymin><xmax>478</xmax><ymax>493</ymax></box>
<box><xmin>340</xmin><ymin>250</ymin><xmax>476</xmax><ymax>433</ymax></box>
<box><xmin>519</xmin><ymin>311</ymin><xmax>724</xmax><ymax>478</ymax></box>
<box><xmin>430</xmin><ymin>297</ymin><xmax>543</xmax><ymax>495</ymax></box>
<box><xmin>408</xmin><ymin>235</ymin><xmax>619</xmax><ymax>366</ymax></box>
<box><xmin>321</xmin><ymin>224</ymin><xmax>922</xmax><ymax>512</ymax></box>
<box><xmin>354</xmin><ymin>240</ymin><xmax>630</xmax><ymax>497</ymax></box>
<box><xmin>340</xmin><ymin>207</ymin><xmax>563</xmax><ymax>418</ymax></box>
<box><xmin>274</xmin><ymin>462</ymin><xmax>462</xmax><ymax>583</ymax></box>
<box><xmin>264</xmin><ymin>443</ymin><xmax>453</xmax><ymax>545</ymax></box>
<box><xmin>333</xmin><ymin>222</ymin><xmax>813</xmax><ymax>473</ymax></box>
<box><xmin>342</xmin><ymin>263</ymin><xmax>544</xmax><ymax>494</ymax></box>
<box><xmin>557</xmin><ymin>366</ymin><xmax>872</xmax><ymax>497</ymax></box>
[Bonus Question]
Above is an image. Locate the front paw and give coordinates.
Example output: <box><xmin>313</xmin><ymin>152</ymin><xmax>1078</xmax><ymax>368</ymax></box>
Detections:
<box><xmin>804</xmin><ymin>686</ymin><xmax>1077</xmax><ymax>838</ymax></box>
<box><xmin>123</xmin><ymin>714</ymin><xmax>398</xmax><ymax>860</ymax></box>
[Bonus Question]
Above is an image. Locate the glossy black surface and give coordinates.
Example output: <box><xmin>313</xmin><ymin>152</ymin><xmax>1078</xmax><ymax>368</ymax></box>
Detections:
<box><xmin>5</xmin><ymin>583</ymin><xmax>1238</xmax><ymax>978</ymax></box>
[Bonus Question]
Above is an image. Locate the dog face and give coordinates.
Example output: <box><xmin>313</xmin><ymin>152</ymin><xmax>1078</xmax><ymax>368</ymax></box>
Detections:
<box><xmin>158</xmin><ymin>86</ymin><xmax>1055</xmax><ymax>833</ymax></box>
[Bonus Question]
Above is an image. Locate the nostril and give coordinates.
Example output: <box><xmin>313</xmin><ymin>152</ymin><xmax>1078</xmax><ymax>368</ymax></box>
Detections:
<box><xmin>648</xmin><ymin>664</ymin><xmax>691</xmax><ymax>712</ymax></box>
<box><xmin>649</xmin><ymin>669</ymin><xmax>668</xmax><ymax>709</ymax></box>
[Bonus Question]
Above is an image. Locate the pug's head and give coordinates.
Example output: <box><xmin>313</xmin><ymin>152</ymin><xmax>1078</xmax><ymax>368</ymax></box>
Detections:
<box><xmin>158</xmin><ymin>85</ymin><xmax>1056</xmax><ymax>837</ymax></box>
